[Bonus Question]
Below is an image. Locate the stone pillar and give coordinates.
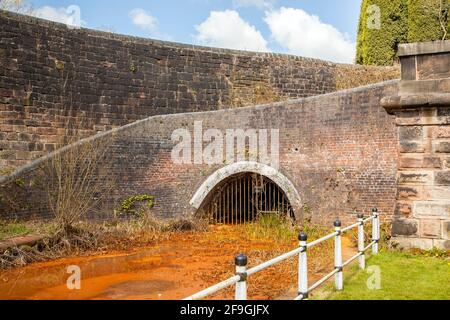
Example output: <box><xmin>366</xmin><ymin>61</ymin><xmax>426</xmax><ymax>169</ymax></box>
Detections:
<box><xmin>382</xmin><ymin>41</ymin><xmax>450</xmax><ymax>250</ymax></box>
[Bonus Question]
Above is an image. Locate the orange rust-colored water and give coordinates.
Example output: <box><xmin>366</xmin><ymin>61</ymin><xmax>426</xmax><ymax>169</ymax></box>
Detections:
<box><xmin>0</xmin><ymin>226</ymin><xmax>356</xmax><ymax>300</ymax></box>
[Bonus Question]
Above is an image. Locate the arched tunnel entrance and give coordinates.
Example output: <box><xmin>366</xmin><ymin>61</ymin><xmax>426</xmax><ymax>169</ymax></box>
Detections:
<box><xmin>198</xmin><ymin>172</ymin><xmax>295</xmax><ymax>225</ymax></box>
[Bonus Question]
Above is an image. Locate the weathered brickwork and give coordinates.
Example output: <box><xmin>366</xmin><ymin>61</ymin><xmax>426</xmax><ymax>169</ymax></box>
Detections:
<box><xmin>382</xmin><ymin>41</ymin><xmax>450</xmax><ymax>250</ymax></box>
<box><xmin>0</xmin><ymin>81</ymin><xmax>399</xmax><ymax>227</ymax></box>
<box><xmin>0</xmin><ymin>10</ymin><xmax>399</xmax><ymax>173</ymax></box>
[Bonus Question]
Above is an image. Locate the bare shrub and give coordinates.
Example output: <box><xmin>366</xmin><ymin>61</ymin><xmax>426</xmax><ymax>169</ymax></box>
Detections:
<box><xmin>42</xmin><ymin>138</ymin><xmax>113</xmax><ymax>236</ymax></box>
<box><xmin>0</xmin><ymin>0</ymin><xmax>34</xmax><ymax>14</ymax></box>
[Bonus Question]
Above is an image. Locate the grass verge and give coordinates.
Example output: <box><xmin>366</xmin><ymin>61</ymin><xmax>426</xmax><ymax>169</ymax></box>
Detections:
<box><xmin>314</xmin><ymin>251</ymin><xmax>450</xmax><ymax>300</ymax></box>
<box><xmin>0</xmin><ymin>221</ymin><xmax>31</xmax><ymax>240</ymax></box>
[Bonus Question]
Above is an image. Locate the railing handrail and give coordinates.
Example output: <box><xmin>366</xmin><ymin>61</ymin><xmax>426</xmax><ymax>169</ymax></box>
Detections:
<box><xmin>184</xmin><ymin>209</ymin><xmax>381</xmax><ymax>301</ymax></box>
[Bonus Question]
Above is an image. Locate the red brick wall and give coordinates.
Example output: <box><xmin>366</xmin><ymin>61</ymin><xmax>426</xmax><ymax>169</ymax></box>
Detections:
<box><xmin>0</xmin><ymin>10</ymin><xmax>399</xmax><ymax>174</ymax></box>
<box><xmin>0</xmin><ymin>81</ymin><xmax>400</xmax><ymax>225</ymax></box>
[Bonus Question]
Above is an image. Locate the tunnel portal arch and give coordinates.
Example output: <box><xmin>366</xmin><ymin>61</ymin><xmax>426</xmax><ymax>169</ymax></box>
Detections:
<box><xmin>190</xmin><ymin>162</ymin><xmax>302</xmax><ymax>223</ymax></box>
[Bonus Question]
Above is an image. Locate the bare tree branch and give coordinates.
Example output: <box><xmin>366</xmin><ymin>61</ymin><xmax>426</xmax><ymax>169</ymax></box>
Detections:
<box><xmin>0</xmin><ymin>0</ymin><xmax>34</xmax><ymax>14</ymax></box>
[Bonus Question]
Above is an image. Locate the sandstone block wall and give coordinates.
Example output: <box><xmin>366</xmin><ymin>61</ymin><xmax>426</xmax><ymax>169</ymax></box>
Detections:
<box><xmin>382</xmin><ymin>41</ymin><xmax>450</xmax><ymax>250</ymax></box>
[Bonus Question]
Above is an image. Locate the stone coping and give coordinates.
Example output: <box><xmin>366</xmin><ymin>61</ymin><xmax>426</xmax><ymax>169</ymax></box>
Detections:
<box><xmin>381</xmin><ymin>93</ymin><xmax>450</xmax><ymax>114</ymax></box>
<box><xmin>398</xmin><ymin>40</ymin><xmax>450</xmax><ymax>57</ymax></box>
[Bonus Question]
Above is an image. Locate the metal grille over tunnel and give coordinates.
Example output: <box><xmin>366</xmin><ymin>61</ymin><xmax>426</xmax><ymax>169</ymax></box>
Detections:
<box><xmin>199</xmin><ymin>173</ymin><xmax>295</xmax><ymax>225</ymax></box>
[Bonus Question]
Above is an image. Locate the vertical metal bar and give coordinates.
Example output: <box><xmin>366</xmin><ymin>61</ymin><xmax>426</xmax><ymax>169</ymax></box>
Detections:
<box><xmin>228</xmin><ymin>183</ymin><xmax>233</xmax><ymax>224</ymax></box>
<box><xmin>211</xmin><ymin>197</ymin><xmax>214</xmax><ymax>224</ymax></box>
<box><xmin>252</xmin><ymin>176</ymin><xmax>255</xmax><ymax>221</ymax></box>
<box><xmin>257</xmin><ymin>175</ymin><xmax>260</xmax><ymax>218</ymax></box>
<box><xmin>224</xmin><ymin>187</ymin><xmax>226</xmax><ymax>224</ymax></box>
<box><xmin>232</xmin><ymin>179</ymin><xmax>234</xmax><ymax>225</ymax></box>
<box><xmin>334</xmin><ymin>219</ymin><xmax>343</xmax><ymax>291</ymax></box>
<box><xmin>268</xmin><ymin>181</ymin><xmax>271</xmax><ymax>212</ymax></box>
<box><xmin>358</xmin><ymin>213</ymin><xmax>365</xmax><ymax>269</ymax></box>
<box><xmin>234</xmin><ymin>179</ymin><xmax>237</xmax><ymax>225</ymax></box>
<box><xmin>272</xmin><ymin>181</ymin><xmax>275</xmax><ymax>212</ymax></box>
<box><xmin>298</xmin><ymin>232</ymin><xmax>308</xmax><ymax>300</ymax></box>
<box><xmin>264</xmin><ymin>178</ymin><xmax>267</xmax><ymax>213</ymax></box>
<box><xmin>214</xmin><ymin>201</ymin><xmax>216</xmax><ymax>223</ymax></box>
<box><xmin>230</xmin><ymin>182</ymin><xmax>233</xmax><ymax>225</ymax></box>
<box><xmin>244</xmin><ymin>175</ymin><xmax>247</xmax><ymax>223</ymax></box>
<box><xmin>257</xmin><ymin>175</ymin><xmax>260</xmax><ymax>217</ymax></box>
<box><xmin>231</xmin><ymin>180</ymin><xmax>233</xmax><ymax>225</ymax></box>
<box><xmin>213</xmin><ymin>197</ymin><xmax>216</xmax><ymax>224</ymax></box>
<box><xmin>246</xmin><ymin>176</ymin><xmax>249</xmax><ymax>223</ymax></box>
<box><xmin>227</xmin><ymin>183</ymin><xmax>230</xmax><ymax>225</ymax></box>
<box><xmin>232</xmin><ymin>179</ymin><xmax>235</xmax><ymax>225</ymax></box>
<box><xmin>377</xmin><ymin>210</ymin><xmax>381</xmax><ymax>250</ymax></box>
<box><xmin>235</xmin><ymin>254</ymin><xmax>248</xmax><ymax>300</ymax></box>
<box><xmin>223</xmin><ymin>187</ymin><xmax>225</xmax><ymax>224</ymax></box>
<box><xmin>216</xmin><ymin>194</ymin><xmax>219</xmax><ymax>224</ymax></box>
<box><xmin>211</xmin><ymin>202</ymin><xmax>214</xmax><ymax>223</ymax></box>
<box><xmin>248</xmin><ymin>175</ymin><xmax>251</xmax><ymax>222</ymax></box>
<box><xmin>236</xmin><ymin>179</ymin><xmax>238</xmax><ymax>225</ymax></box>
<box><xmin>244</xmin><ymin>176</ymin><xmax>246</xmax><ymax>223</ymax></box>
<box><xmin>261</xmin><ymin>176</ymin><xmax>263</xmax><ymax>214</ymax></box>
<box><xmin>218</xmin><ymin>189</ymin><xmax>221</xmax><ymax>224</ymax></box>
<box><xmin>278</xmin><ymin>187</ymin><xmax>280</xmax><ymax>214</ymax></box>
<box><xmin>221</xmin><ymin>188</ymin><xmax>223</xmax><ymax>224</ymax></box>
<box><xmin>240</xmin><ymin>177</ymin><xmax>242</xmax><ymax>225</ymax></box>
<box><xmin>255</xmin><ymin>175</ymin><xmax>258</xmax><ymax>217</ymax></box>
<box><xmin>372</xmin><ymin>208</ymin><xmax>379</xmax><ymax>254</ymax></box>
<box><xmin>236</xmin><ymin>178</ymin><xmax>238</xmax><ymax>225</ymax></box>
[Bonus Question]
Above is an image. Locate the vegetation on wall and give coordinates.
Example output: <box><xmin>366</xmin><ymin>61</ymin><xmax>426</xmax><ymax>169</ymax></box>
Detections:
<box><xmin>408</xmin><ymin>0</ymin><xmax>449</xmax><ymax>42</ymax></box>
<box><xmin>0</xmin><ymin>0</ymin><xmax>33</xmax><ymax>14</ymax></box>
<box><xmin>356</xmin><ymin>0</ymin><xmax>409</xmax><ymax>66</ymax></box>
<box><xmin>118</xmin><ymin>195</ymin><xmax>155</xmax><ymax>218</ymax></box>
<box><xmin>357</xmin><ymin>0</ymin><xmax>450</xmax><ymax>66</ymax></box>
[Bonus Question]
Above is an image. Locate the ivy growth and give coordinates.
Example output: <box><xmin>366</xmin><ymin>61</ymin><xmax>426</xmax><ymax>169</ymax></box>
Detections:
<box><xmin>119</xmin><ymin>195</ymin><xmax>155</xmax><ymax>217</ymax></box>
<box><xmin>55</xmin><ymin>60</ymin><xmax>65</xmax><ymax>70</ymax></box>
<box><xmin>14</xmin><ymin>178</ymin><xmax>25</xmax><ymax>188</ymax></box>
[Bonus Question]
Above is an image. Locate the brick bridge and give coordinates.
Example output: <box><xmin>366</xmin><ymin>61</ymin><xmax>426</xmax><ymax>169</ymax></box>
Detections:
<box><xmin>0</xmin><ymin>12</ymin><xmax>449</xmax><ymax>250</ymax></box>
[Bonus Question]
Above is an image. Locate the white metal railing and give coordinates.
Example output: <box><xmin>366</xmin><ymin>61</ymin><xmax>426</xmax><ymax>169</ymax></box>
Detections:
<box><xmin>183</xmin><ymin>208</ymin><xmax>381</xmax><ymax>301</ymax></box>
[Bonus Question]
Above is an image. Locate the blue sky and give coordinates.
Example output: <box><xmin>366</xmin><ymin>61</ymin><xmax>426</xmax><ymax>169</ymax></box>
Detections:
<box><xmin>26</xmin><ymin>0</ymin><xmax>362</xmax><ymax>63</ymax></box>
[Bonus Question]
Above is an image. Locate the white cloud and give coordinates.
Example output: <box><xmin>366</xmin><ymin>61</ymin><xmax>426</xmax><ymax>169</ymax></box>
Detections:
<box><xmin>194</xmin><ymin>10</ymin><xmax>269</xmax><ymax>52</ymax></box>
<box><xmin>264</xmin><ymin>7</ymin><xmax>355</xmax><ymax>63</ymax></box>
<box><xmin>129</xmin><ymin>8</ymin><xmax>158</xmax><ymax>32</ymax></box>
<box><xmin>232</xmin><ymin>0</ymin><xmax>275</xmax><ymax>10</ymax></box>
<box><xmin>34</xmin><ymin>5</ymin><xmax>85</xmax><ymax>28</ymax></box>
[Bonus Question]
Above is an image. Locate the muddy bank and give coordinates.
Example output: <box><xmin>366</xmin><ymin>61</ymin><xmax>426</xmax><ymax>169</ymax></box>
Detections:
<box><xmin>0</xmin><ymin>226</ymin><xmax>355</xmax><ymax>300</ymax></box>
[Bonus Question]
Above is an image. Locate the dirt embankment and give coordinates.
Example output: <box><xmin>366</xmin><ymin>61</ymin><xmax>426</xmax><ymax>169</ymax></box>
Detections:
<box><xmin>0</xmin><ymin>225</ymin><xmax>357</xmax><ymax>300</ymax></box>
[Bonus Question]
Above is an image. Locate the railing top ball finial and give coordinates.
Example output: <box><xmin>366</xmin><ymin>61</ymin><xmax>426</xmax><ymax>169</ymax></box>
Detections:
<box><xmin>298</xmin><ymin>232</ymin><xmax>308</xmax><ymax>242</ymax></box>
<box><xmin>235</xmin><ymin>254</ymin><xmax>248</xmax><ymax>267</ymax></box>
<box><xmin>334</xmin><ymin>219</ymin><xmax>342</xmax><ymax>227</ymax></box>
<box><xmin>357</xmin><ymin>213</ymin><xmax>364</xmax><ymax>219</ymax></box>
<box><xmin>372</xmin><ymin>208</ymin><xmax>378</xmax><ymax>213</ymax></box>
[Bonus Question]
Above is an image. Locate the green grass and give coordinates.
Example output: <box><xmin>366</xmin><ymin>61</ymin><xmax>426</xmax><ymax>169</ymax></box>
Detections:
<box><xmin>240</xmin><ymin>213</ymin><xmax>298</xmax><ymax>243</ymax></box>
<box><xmin>316</xmin><ymin>251</ymin><xmax>450</xmax><ymax>300</ymax></box>
<box><xmin>0</xmin><ymin>221</ymin><xmax>31</xmax><ymax>240</ymax></box>
<box><xmin>240</xmin><ymin>213</ymin><xmax>335</xmax><ymax>244</ymax></box>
